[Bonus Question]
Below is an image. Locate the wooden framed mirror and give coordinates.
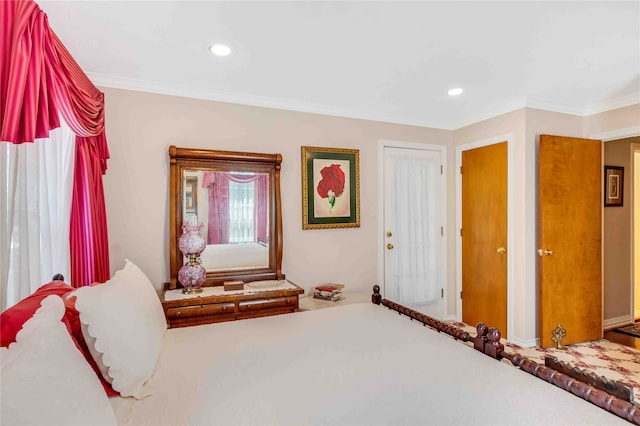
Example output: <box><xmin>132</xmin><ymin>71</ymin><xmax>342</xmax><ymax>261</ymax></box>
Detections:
<box><xmin>168</xmin><ymin>146</ymin><xmax>284</xmax><ymax>290</ymax></box>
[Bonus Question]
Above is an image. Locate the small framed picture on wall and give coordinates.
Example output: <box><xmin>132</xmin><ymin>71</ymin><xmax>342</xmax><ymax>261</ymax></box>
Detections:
<box><xmin>604</xmin><ymin>166</ymin><xmax>624</xmax><ymax>207</ymax></box>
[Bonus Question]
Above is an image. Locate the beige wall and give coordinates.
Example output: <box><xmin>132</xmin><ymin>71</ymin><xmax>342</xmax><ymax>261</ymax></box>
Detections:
<box><xmin>451</xmin><ymin>108</ymin><xmax>585</xmax><ymax>345</ymax></box>
<box><xmin>585</xmin><ymin>104</ymin><xmax>640</xmax><ymax>137</ymax></box>
<box><xmin>101</xmin><ymin>85</ymin><xmax>638</xmax><ymax>341</ymax></box>
<box><xmin>451</xmin><ymin>106</ymin><xmax>638</xmax><ymax>344</ymax></box>
<box><xmin>101</xmin><ymin>87</ymin><xmax>451</xmax><ymax>299</ymax></box>
<box><xmin>587</xmin><ymin>105</ymin><xmax>640</xmax><ymax>326</ymax></box>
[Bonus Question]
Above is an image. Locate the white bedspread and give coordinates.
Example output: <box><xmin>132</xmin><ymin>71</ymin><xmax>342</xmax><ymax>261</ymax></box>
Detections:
<box><xmin>111</xmin><ymin>303</ymin><xmax>626</xmax><ymax>425</ymax></box>
<box><xmin>200</xmin><ymin>243</ymin><xmax>268</xmax><ymax>271</ymax></box>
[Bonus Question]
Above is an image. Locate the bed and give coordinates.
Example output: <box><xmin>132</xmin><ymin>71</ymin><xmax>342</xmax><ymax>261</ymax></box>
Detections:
<box><xmin>1</xmin><ymin>262</ymin><xmax>638</xmax><ymax>425</ymax></box>
<box><xmin>199</xmin><ymin>242</ymin><xmax>269</xmax><ymax>271</ymax></box>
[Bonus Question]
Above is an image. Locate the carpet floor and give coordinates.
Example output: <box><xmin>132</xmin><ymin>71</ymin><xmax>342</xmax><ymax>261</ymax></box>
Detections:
<box><xmin>450</xmin><ymin>322</ymin><xmax>640</xmax><ymax>402</ymax></box>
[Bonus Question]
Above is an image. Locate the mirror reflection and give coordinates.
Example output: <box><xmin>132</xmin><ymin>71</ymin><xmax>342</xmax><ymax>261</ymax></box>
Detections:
<box><xmin>183</xmin><ymin>169</ymin><xmax>270</xmax><ymax>272</ymax></box>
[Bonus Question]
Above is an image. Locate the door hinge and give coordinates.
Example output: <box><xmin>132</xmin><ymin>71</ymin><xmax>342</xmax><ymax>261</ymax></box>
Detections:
<box><xmin>460</xmin><ymin>228</ymin><xmax>463</xmax><ymax>237</ymax></box>
<box><xmin>460</xmin><ymin>291</ymin><xmax>463</xmax><ymax>300</ymax></box>
<box><xmin>441</xmin><ymin>226</ymin><xmax>444</xmax><ymax>236</ymax></box>
<box><xmin>440</xmin><ymin>165</ymin><xmax>443</xmax><ymax>175</ymax></box>
<box><xmin>460</xmin><ymin>166</ymin><xmax>463</xmax><ymax>174</ymax></box>
<box><xmin>441</xmin><ymin>288</ymin><xmax>444</xmax><ymax>298</ymax></box>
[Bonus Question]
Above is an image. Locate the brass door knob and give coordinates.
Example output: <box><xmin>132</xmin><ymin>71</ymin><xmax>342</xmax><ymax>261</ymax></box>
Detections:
<box><xmin>387</xmin><ymin>243</ymin><xmax>394</xmax><ymax>250</ymax></box>
<box><xmin>497</xmin><ymin>247</ymin><xmax>506</xmax><ymax>255</ymax></box>
<box><xmin>537</xmin><ymin>248</ymin><xmax>555</xmax><ymax>256</ymax></box>
<box><xmin>386</xmin><ymin>231</ymin><xmax>393</xmax><ymax>237</ymax></box>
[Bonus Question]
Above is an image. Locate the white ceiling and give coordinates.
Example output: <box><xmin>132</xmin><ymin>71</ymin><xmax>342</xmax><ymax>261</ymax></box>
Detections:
<box><xmin>39</xmin><ymin>1</ymin><xmax>640</xmax><ymax>130</ymax></box>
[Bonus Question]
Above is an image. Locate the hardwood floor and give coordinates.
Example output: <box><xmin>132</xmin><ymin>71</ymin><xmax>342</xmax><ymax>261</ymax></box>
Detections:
<box><xmin>604</xmin><ymin>329</ymin><xmax>640</xmax><ymax>349</ymax></box>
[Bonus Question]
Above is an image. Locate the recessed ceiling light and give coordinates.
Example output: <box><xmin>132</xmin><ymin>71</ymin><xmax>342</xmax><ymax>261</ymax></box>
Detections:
<box><xmin>447</xmin><ymin>88</ymin><xmax>464</xmax><ymax>96</ymax></box>
<box><xmin>208</xmin><ymin>44</ymin><xmax>231</xmax><ymax>57</ymax></box>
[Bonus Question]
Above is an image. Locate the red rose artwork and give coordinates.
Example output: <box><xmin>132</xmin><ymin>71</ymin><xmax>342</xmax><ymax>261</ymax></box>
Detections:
<box><xmin>316</xmin><ymin>164</ymin><xmax>345</xmax><ymax>211</ymax></box>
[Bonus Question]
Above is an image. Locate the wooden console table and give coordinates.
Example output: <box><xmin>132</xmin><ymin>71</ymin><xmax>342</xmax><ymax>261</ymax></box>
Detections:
<box><xmin>162</xmin><ymin>280</ymin><xmax>304</xmax><ymax>328</ymax></box>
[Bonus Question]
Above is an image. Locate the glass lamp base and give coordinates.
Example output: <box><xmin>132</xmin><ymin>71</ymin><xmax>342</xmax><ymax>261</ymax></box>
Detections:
<box><xmin>178</xmin><ymin>263</ymin><xmax>206</xmax><ymax>295</ymax></box>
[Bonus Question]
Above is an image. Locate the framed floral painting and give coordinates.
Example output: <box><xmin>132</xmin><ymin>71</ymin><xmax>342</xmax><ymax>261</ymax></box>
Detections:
<box><xmin>301</xmin><ymin>146</ymin><xmax>360</xmax><ymax>229</ymax></box>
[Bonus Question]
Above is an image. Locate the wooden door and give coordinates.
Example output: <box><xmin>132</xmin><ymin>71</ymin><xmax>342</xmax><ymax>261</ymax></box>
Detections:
<box><xmin>462</xmin><ymin>142</ymin><xmax>508</xmax><ymax>334</ymax></box>
<box><xmin>539</xmin><ymin>135</ymin><xmax>601</xmax><ymax>348</ymax></box>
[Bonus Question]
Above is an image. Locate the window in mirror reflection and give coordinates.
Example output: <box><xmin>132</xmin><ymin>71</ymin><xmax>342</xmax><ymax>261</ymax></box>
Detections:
<box><xmin>184</xmin><ymin>170</ymin><xmax>270</xmax><ymax>272</ymax></box>
<box><xmin>229</xmin><ymin>179</ymin><xmax>256</xmax><ymax>243</ymax></box>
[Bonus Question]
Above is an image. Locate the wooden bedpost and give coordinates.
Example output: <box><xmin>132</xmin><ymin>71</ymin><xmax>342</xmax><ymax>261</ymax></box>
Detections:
<box><xmin>472</xmin><ymin>323</ymin><xmax>488</xmax><ymax>353</ymax></box>
<box><xmin>372</xmin><ymin>285</ymin><xmax>382</xmax><ymax>304</ymax></box>
<box><xmin>485</xmin><ymin>327</ymin><xmax>504</xmax><ymax>359</ymax></box>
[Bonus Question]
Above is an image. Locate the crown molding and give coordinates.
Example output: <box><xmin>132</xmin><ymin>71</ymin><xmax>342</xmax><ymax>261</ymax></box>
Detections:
<box><xmin>525</xmin><ymin>96</ymin><xmax>585</xmax><ymax>116</ymax></box>
<box><xmin>582</xmin><ymin>92</ymin><xmax>640</xmax><ymax>116</ymax></box>
<box><xmin>449</xmin><ymin>97</ymin><xmax>528</xmax><ymax>130</ymax></box>
<box><xmin>87</xmin><ymin>72</ymin><xmax>449</xmax><ymax>130</ymax></box>
<box><xmin>590</xmin><ymin>125</ymin><xmax>640</xmax><ymax>142</ymax></box>
<box><xmin>88</xmin><ymin>72</ymin><xmax>639</xmax><ymax>132</ymax></box>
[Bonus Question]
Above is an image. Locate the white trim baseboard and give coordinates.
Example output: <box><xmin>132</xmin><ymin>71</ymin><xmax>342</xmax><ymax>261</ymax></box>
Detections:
<box><xmin>603</xmin><ymin>315</ymin><xmax>634</xmax><ymax>330</ymax></box>
<box><xmin>509</xmin><ymin>337</ymin><xmax>539</xmax><ymax>348</ymax></box>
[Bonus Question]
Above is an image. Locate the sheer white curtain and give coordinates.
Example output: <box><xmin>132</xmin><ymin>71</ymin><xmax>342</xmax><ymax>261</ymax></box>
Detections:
<box><xmin>0</xmin><ymin>123</ymin><xmax>75</xmax><ymax>310</ymax></box>
<box><xmin>228</xmin><ymin>181</ymin><xmax>255</xmax><ymax>243</ymax></box>
<box><xmin>389</xmin><ymin>157</ymin><xmax>440</xmax><ymax>306</ymax></box>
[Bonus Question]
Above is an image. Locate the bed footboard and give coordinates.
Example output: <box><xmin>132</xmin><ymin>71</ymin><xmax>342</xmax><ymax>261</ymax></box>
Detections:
<box><xmin>371</xmin><ymin>285</ymin><xmax>640</xmax><ymax>425</ymax></box>
<box><xmin>502</xmin><ymin>350</ymin><xmax>639</xmax><ymax>424</ymax></box>
<box><xmin>371</xmin><ymin>285</ymin><xmax>496</xmax><ymax>355</ymax></box>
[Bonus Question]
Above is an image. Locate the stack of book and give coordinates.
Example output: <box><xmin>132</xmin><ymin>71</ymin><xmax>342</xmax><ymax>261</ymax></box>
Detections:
<box><xmin>313</xmin><ymin>284</ymin><xmax>344</xmax><ymax>302</ymax></box>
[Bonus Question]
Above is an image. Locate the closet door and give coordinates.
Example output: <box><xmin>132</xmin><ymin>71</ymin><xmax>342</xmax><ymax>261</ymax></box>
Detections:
<box><xmin>461</xmin><ymin>142</ymin><xmax>508</xmax><ymax>335</ymax></box>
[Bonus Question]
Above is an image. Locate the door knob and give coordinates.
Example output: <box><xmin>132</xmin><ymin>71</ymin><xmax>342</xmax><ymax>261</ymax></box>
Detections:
<box><xmin>386</xmin><ymin>231</ymin><xmax>393</xmax><ymax>237</ymax></box>
<box><xmin>496</xmin><ymin>247</ymin><xmax>506</xmax><ymax>255</ymax></box>
<box><xmin>537</xmin><ymin>249</ymin><xmax>555</xmax><ymax>256</ymax></box>
<box><xmin>387</xmin><ymin>243</ymin><xmax>394</xmax><ymax>250</ymax></box>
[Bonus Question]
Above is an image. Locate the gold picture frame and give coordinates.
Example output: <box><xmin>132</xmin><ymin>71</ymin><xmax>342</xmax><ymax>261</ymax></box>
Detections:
<box><xmin>301</xmin><ymin>146</ymin><xmax>360</xmax><ymax>229</ymax></box>
<box><xmin>184</xmin><ymin>176</ymin><xmax>198</xmax><ymax>212</ymax></box>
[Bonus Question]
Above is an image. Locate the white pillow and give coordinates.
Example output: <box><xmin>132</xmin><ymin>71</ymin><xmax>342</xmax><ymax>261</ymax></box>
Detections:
<box><xmin>72</xmin><ymin>259</ymin><xmax>167</xmax><ymax>398</ymax></box>
<box><xmin>0</xmin><ymin>295</ymin><xmax>117</xmax><ymax>426</ymax></box>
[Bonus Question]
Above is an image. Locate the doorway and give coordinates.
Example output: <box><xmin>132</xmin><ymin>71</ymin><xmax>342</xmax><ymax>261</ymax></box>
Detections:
<box><xmin>592</xmin><ymin>129</ymin><xmax>640</xmax><ymax>332</ymax></box>
<box><xmin>378</xmin><ymin>140</ymin><xmax>446</xmax><ymax>319</ymax></box>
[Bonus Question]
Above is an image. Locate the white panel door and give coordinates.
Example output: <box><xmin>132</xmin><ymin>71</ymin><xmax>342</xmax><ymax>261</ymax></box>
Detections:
<box><xmin>383</xmin><ymin>146</ymin><xmax>444</xmax><ymax>319</ymax></box>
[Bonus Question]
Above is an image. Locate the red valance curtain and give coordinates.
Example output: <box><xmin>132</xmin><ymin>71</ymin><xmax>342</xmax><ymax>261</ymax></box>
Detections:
<box><xmin>1</xmin><ymin>0</ymin><xmax>110</xmax><ymax>286</ymax></box>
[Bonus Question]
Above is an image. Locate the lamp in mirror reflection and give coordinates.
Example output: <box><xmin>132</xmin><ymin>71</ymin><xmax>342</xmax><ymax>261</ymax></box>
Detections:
<box><xmin>178</xmin><ymin>222</ymin><xmax>206</xmax><ymax>294</ymax></box>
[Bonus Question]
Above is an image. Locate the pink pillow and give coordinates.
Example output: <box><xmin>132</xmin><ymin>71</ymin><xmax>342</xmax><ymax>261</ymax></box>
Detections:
<box><xmin>1</xmin><ymin>281</ymin><xmax>119</xmax><ymax>397</ymax></box>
